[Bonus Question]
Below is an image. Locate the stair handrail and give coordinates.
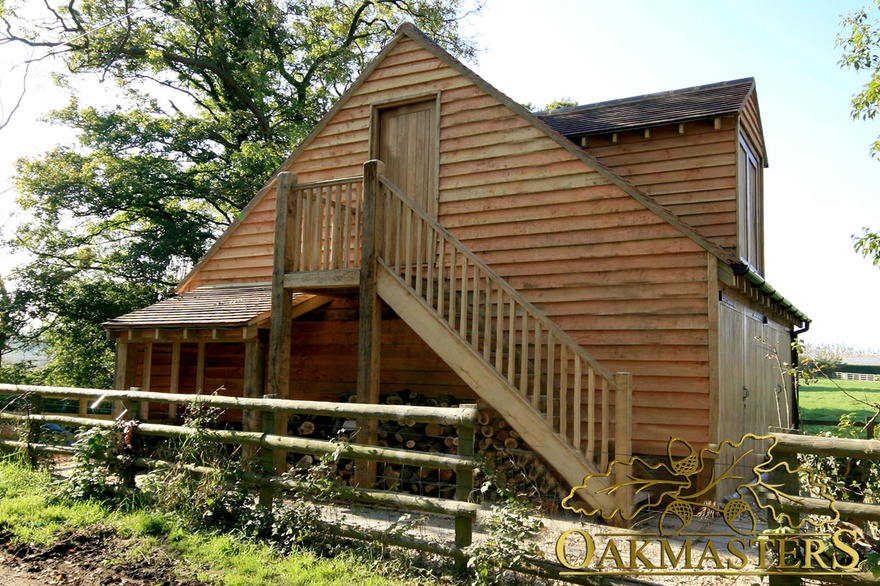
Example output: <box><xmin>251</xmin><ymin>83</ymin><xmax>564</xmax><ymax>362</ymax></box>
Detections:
<box><xmin>377</xmin><ymin>173</ymin><xmax>618</xmax><ymax>388</ymax></box>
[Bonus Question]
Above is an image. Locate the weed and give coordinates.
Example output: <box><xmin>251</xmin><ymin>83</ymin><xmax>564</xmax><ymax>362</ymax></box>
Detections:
<box><xmin>465</xmin><ymin>463</ymin><xmax>545</xmax><ymax>585</ymax></box>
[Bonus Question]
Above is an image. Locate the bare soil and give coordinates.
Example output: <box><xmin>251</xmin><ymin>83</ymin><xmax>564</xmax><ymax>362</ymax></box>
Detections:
<box><xmin>0</xmin><ymin>528</ymin><xmax>211</xmax><ymax>586</ymax></box>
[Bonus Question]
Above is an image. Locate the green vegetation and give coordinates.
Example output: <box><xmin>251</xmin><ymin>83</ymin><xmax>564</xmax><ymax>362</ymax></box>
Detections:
<box><xmin>0</xmin><ymin>456</ymin><xmax>437</xmax><ymax>586</ymax></box>
<box><xmin>798</xmin><ymin>378</ymin><xmax>880</xmax><ymax>434</ymax></box>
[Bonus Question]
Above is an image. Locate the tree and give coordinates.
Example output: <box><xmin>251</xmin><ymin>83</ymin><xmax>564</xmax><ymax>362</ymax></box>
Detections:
<box><xmin>839</xmin><ymin>0</ymin><xmax>880</xmax><ymax>267</ymax></box>
<box><xmin>0</xmin><ymin>0</ymin><xmax>481</xmax><ymax>387</ymax></box>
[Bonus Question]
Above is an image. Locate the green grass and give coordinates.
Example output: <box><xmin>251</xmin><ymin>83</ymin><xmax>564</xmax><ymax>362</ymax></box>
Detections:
<box><xmin>0</xmin><ymin>455</ymin><xmax>437</xmax><ymax>585</ymax></box>
<box><xmin>798</xmin><ymin>378</ymin><xmax>880</xmax><ymax>435</ymax></box>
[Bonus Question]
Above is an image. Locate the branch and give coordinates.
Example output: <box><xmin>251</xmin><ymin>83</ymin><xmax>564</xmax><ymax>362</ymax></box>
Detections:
<box><xmin>0</xmin><ymin>60</ymin><xmax>30</xmax><ymax>132</ymax></box>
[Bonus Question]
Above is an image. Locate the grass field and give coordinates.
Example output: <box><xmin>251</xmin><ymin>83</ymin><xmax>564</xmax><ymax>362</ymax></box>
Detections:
<box><xmin>798</xmin><ymin>378</ymin><xmax>880</xmax><ymax>435</ymax></box>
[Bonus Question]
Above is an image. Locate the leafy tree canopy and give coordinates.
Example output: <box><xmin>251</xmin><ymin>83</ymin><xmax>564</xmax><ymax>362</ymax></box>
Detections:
<box><xmin>0</xmin><ymin>0</ymin><xmax>481</xmax><ymax>387</ymax></box>
<box><xmin>839</xmin><ymin>0</ymin><xmax>880</xmax><ymax>267</ymax></box>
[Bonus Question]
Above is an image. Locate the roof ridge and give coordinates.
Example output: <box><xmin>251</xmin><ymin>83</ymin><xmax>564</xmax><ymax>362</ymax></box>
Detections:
<box><xmin>536</xmin><ymin>77</ymin><xmax>756</xmax><ymax>117</ymax></box>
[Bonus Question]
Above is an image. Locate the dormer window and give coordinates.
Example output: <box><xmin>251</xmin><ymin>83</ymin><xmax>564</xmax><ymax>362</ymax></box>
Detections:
<box><xmin>737</xmin><ymin>132</ymin><xmax>763</xmax><ymax>273</ymax></box>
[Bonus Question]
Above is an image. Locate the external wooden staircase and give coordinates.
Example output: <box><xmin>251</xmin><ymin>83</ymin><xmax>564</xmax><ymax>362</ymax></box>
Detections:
<box><xmin>266</xmin><ymin>161</ymin><xmax>633</xmax><ymax>515</ymax></box>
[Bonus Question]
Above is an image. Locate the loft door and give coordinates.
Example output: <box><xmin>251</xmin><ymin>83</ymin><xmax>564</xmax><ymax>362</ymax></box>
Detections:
<box><xmin>375</xmin><ymin>99</ymin><xmax>438</xmax><ymax>218</ymax></box>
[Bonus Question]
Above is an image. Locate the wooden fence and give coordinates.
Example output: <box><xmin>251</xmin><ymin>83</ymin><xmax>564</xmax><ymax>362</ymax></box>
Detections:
<box><xmin>767</xmin><ymin>431</ymin><xmax>880</xmax><ymax>586</ymax></box>
<box><xmin>0</xmin><ymin>383</ymin><xmax>481</xmax><ymax>562</ymax></box>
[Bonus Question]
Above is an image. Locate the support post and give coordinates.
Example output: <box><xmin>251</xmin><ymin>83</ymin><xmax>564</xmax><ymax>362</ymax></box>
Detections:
<box><xmin>614</xmin><ymin>372</ymin><xmax>633</xmax><ymax>520</ymax></box>
<box><xmin>268</xmin><ymin>172</ymin><xmax>297</xmax><ymax>473</ymax></box>
<box><xmin>140</xmin><ymin>342</ymin><xmax>153</xmax><ymax>420</ymax></box>
<box><xmin>353</xmin><ymin>160</ymin><xmax>385</xmax><ymax>488</ymax></box>
<box><xmin>168</xmin><ymin>341</ymin><xmax>181</xmax><ymax>421</ymax></box>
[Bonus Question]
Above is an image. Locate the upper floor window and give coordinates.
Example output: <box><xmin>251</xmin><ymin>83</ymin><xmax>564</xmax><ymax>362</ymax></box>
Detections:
<box><xmin>737</xmin><ymin>133</ymin><xmax>763</xmax><ymax>274</ymax></box>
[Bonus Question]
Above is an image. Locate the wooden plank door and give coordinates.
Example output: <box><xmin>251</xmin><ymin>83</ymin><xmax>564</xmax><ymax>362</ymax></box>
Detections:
<box><xmin>375</xmin><ymin>99</ymin><xmax>439</xmax><ymax>219</ymax></box>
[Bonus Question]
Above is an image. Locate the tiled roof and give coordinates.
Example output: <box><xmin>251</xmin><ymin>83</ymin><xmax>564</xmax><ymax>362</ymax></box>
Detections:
<box><xmin>537</xmin><ymin>78</ymin><xmax>755</xmax><ymax>137</ymax></box>
<box><xmin>103</xmin><ymin>286</ymin><xmax>276</xmax><ymax>329</ymax></box>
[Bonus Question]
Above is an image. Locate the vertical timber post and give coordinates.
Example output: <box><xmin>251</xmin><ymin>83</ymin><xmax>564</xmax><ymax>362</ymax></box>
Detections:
<box><xmin>268</xmin><ymin>171</ymin><xmax>297</xmax><ymax>474</ymax></box>
<box><xmin>455</xmin><ymin>404</ymin><xmax>477</xmax><ymax>571</ymax></box>
<box><xmin>614</xmin><ymin>372</ymin><xmax>633</xmax><ymax>520</ymax></box>
<box><xmin>353</xmin><ymin>159</ymin><xmax>385</xmax><ymax>488</ymax></box>
<box><xmin>259</xmin><ymin>394</ymin><xmax>277</xmax><ymax>507</ymax></box>
<box><xmin>26</xmin><ymin>393</ymin><xmax>43</xmax><ymax>468</ymax></box>
<box><xmin>113</xmin><ymin>339</ymin><xmax>137</xmax><ymax>417</ymax></box>
<box><xmin>243</xmin><ymin>335</ymin><xmax>266</xmax><ymax>467</ymax></box>
<box><xmin>768</xmin><ymin>448</ymin><xmax>801</xmax><ymax>586</ymax></box>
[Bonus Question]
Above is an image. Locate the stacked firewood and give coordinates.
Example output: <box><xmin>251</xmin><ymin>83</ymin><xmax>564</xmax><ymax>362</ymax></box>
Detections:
<box><xmin>284</xmin><ymin>390</ymin><xmax>564</xmax><ymax>503</ymax></box>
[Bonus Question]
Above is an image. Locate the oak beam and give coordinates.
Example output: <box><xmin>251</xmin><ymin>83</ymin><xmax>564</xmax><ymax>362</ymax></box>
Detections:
<box><xmin>283</xmin><ymin>269</ymin><xmax>360</xmax><ymax>290</ymax></box>
<box><xmin>354</xmin><ymin>159</ymin><xmax>385</xmax><ymax>487</ymax></box>
<box><xmin>268</xmin><ymin>172</ymin><xmax>298</xmax><ymax>474</ymax></box>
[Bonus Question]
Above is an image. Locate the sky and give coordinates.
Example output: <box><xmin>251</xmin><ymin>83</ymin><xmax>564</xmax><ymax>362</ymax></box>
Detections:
<box><xmin>1</xmin><ymin>0</ymin><xmax>880</xmax><ymax>350</ymax></box>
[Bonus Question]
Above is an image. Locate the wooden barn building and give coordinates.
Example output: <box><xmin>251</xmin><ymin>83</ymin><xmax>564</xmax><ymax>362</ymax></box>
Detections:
<box><xmin>104</xmin><ymin>25</ymin><xmax>809</xmax><ymax>506</ymax></box>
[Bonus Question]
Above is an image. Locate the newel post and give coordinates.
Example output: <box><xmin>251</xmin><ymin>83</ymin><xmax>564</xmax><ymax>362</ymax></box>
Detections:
<box><xmin>267</xmin><ymin>171</ymin><xmax>297</xmax><ymax>473</ymax></box>
<box><xmin>614</xmin><ymin>372</ymin><xmax>633</xmax><ymax>518</ymax></box>
<box><xmin>353</xmin><ymin>160</ymin><xmax>385</xmax><ymax>488</ymax></box>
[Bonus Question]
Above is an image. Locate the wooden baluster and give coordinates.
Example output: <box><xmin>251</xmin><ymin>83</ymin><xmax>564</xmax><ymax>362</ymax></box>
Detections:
<box><xmin>519</xmin><ymin>311</ymin><xmax>528</xmax><ymax>396</ymax></box>
<box><xmin>458</xmin><ymin>256</ymin><xmax>469</xmax><ymax>338</ymax></box>
<box><xmin>559</xmin><ymin>346</ymin><xmax>568</xmax><ymax>439</ymax></box>
<box><xmin>292</xmin><ymin>187</ymin><xmax>303</xmax><ymax>271</ymax></box>
<box><xmin>354</xmin><ymin>182</ymin><xmax>362</xmax><ymax>268</ymax></box>
<box><xmin>393</xmin><ymin>198</ymin><xmax>402</xmax><ymax>274</ymax></box>
<box><xmin>404</xmin><ymin>206</ymin><xmax>413</xmax><ymax>287</ymax></box>
<box><xmin>436</xmin><ymin>237</ymin><xmax>446</xmax><ymax>319</ymax></box>
<box><xmin>301</xmin><ymin>187</ymin><xmax>312</xmax><ymax>270</ymax></box>
<box><xmin>332</xmin><ymin>184</ymin><xmax>344</xmax><ymax>269</ymax></box>
<box><xmin>482</xmin><ymin>278</ymin><xmax>493</xmax><ymax>362</ymax></box>
<box><xmin>601</xmin><ymin>377</ymin><xmax>610</xmax><ymax>471</ymax></box>
<box><xmin>506</xmin><ymin>301</ymin><xmax>516</xmax><ymax>384</ymax></box>
<box><xmin>494</xmin><ymin>290</ymin><xmax>504</xmax><ymax>373</ymax></box>
<box><xmin>415</xmin><ymin>218</ymin><xmax>423</xmax><ymax>297</ymax></box>
<box><xmin>311</xmin><ymin>187</ymin><xmax>322</xmax><ymax>270</ymax></box>
<box><xmin>323</xmin><ymin>186</ymin><xmax>332</xmax><ymax>269</ymax></box>
<box><xmin>532</xmin><ymin>323</ymin><xmax>542</xmax><ymax>408</ymax></box>
<box><xmin>336</xmin><ymin>183</ymin><xmax>352</xmax><ymax>269</ymax></box>
<box><xmin>546</xmin><ymin>334</ymin><xmax>555</xmax><ymax>426</ymax></box>
<box><xmin>587</xmin><ymin>368</ymin><xmax>596</xmax><ymax>462</ymax></box>
<box><xmin>426</xmin><ymin>227</ymin><xmax>436</xmax><ymax>310</ymax></box>
<box><xmin>471</xmin><ymin>265</ymin><xmax>480</xmax><ymax>350</ymax></box>
<box><xmin>573</xmin><ymin>359</ymin><xmax>582</xmax><ymax>451</ymax></box>
<box><xmin>448</xmin><ymin>248</ymin><xmax>457</xmax><ymax>327</ymax></box>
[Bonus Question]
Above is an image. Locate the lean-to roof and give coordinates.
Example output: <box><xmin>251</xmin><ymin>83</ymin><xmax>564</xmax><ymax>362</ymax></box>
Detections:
<box><xmin>103</xmin><ymin>286</ymin><xmax>275</xmax><ymax>330</ymax></box>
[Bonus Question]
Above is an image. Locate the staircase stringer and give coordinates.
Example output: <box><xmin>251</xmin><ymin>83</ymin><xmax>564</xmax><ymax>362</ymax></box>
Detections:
<box><xmin>376</xmin><ymin>265</ymin><xmax>615</xmax><ymax>512</ymax></box>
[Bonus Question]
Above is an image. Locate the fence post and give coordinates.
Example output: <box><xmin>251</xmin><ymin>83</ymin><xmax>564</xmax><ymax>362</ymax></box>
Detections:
<box><xmin>119</xmin><ymin>387</ymin><xmax>142</xmax><ymax>488</ymax></box>
<box><xmin>260</xmin><ymin>394</ymin><xmax>277</xmax><ymax>508</ymax></box>
<box><xmin>26</xmin><ymin>393</ymin><xmax>43</xmax><ymax>468</ymax></box>
<box><xmin>454</xmin><ymin>404</ymin><xmax>476</xmax><ymax>571</ymax></box>
<box><xmin>768</xmin><ymin>448</ymin><xmax>801</xmax><ymax>586</ymax></box>
<box><xmin>614</xmin><ymin>372</ymin><xmax>633</xmax><ymax>520</ymax></box>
